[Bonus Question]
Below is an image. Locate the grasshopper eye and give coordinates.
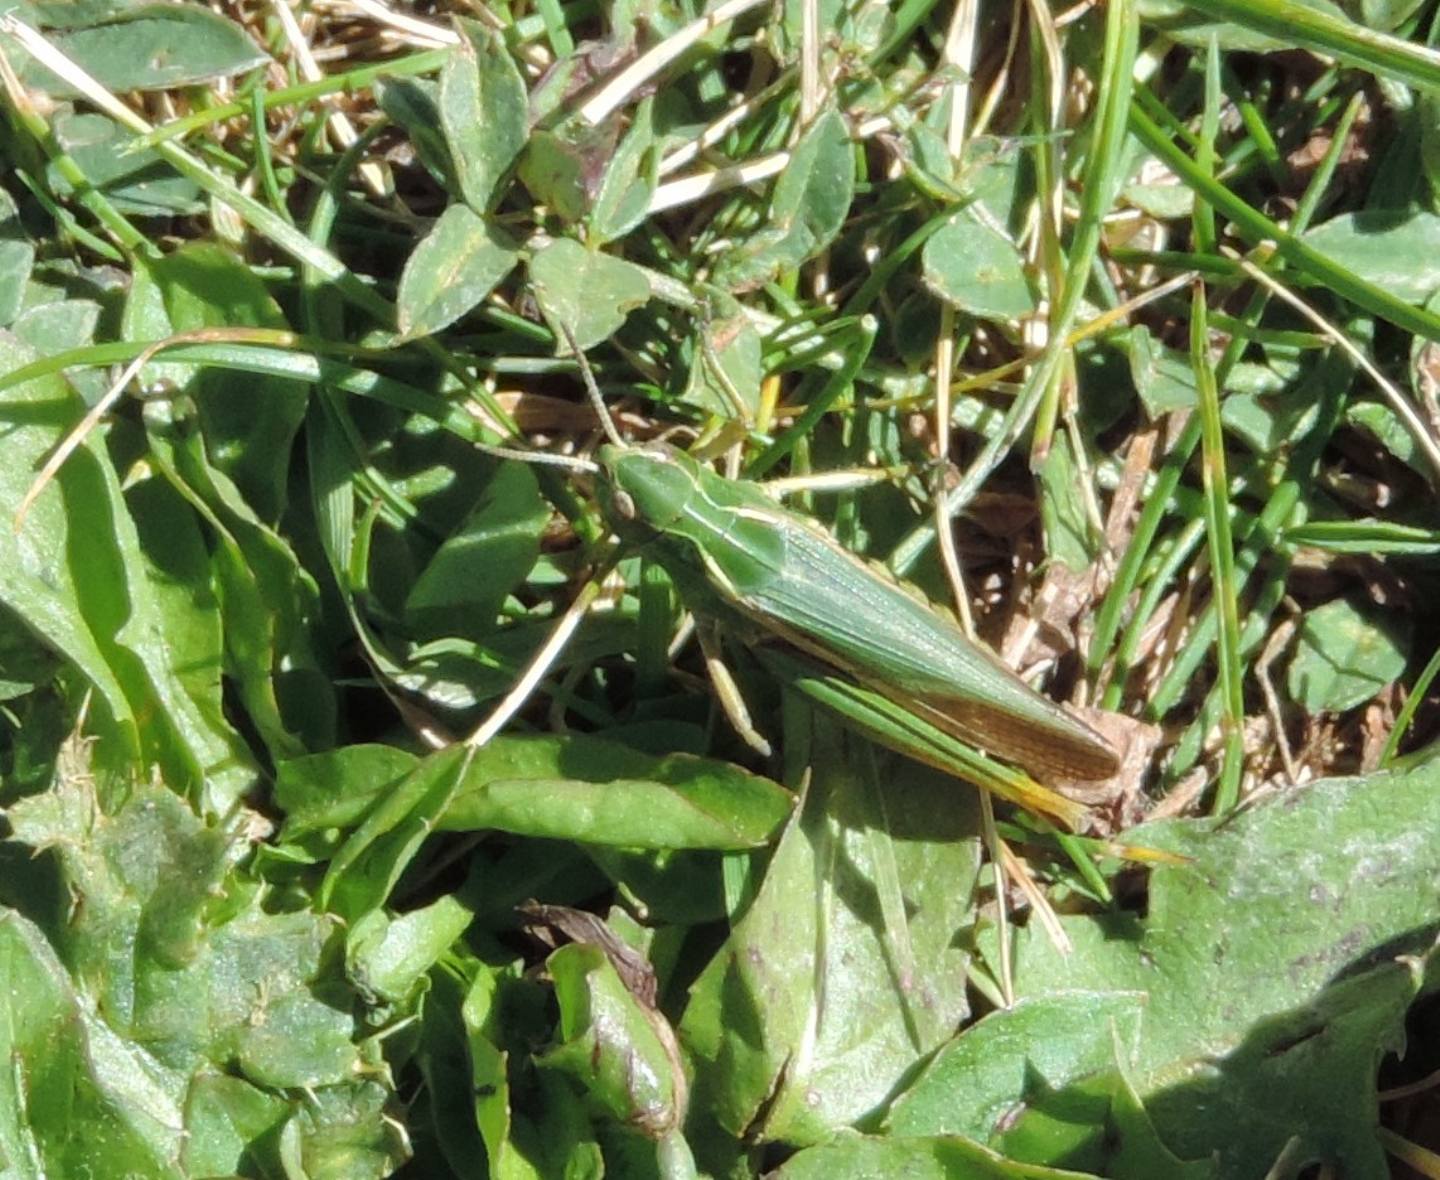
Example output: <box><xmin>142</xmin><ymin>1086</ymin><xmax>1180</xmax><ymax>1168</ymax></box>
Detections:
<box><xmin>612</xmin><ymin>489</ymin><xmax>638</xmax><ymax>520</ymax></box>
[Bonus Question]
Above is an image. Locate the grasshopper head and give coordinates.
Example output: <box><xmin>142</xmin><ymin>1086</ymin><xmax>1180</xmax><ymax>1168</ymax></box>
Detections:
<box><xmin>595</xmin><ymin>442</ymin><xmax>695</xmax><ymax>536</ymax></box>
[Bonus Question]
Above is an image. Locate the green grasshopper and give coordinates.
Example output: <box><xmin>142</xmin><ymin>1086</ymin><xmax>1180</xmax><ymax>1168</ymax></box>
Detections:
<box><xmin>505</xmin><ymin>330</ymin><xmax>1121</xmax><ymax>813</ymax></box>
<box><xmin>591</xmin><ymin>439</ymin><xmax>1121</xmax><ymax>787</ymax></box>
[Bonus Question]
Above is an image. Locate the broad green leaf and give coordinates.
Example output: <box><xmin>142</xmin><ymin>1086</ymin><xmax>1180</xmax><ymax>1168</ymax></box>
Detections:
<box><xmin>376</xmin><ymin>77</ymin><xmax>454</xmax><ymax>189</ymax></box>
<box><xmin>0</xmin><ymin>342</ymin><xmax>137</xmax><ymax>763</ymax></box>
<box><xmin>370</xmin><ymin>922</ymin><xmax>602</xmax><ymax>1174</ymax></box>
<box><xmin>439</xmin><ymin>763</ymin><xmax>790</xmax><ymax>848</ymax></box>
<box><xmin>142</xmin><ymin>397</ymin><xmax>334</xmax><ymax>758</ymax></box>
<box><xmin>1302</xmin><ymin>210</ymin><xmax>1440</xmax><ymax>304</ymax></box>
<box><xmin>1421</xmin><ymin>94</ymin><xmax>1440</xmax><ymax>206</ymax></box>
<box><xmin>10</xmin><ymin>4</ymin><xmax>268</xmax><ymax>95</ymax></box>
<box><xmin>10</xmin><ymin>0</ymin><xmax>1439</xmax><ymax>1169</ymax></box>
<box><xmin>283</xmin><ymin>733</ymin><xmax>794</xmax><ymax>853</ymax></box>
<box><xmin>439</xmin><ymin>18</ymin><xmax>529</xmax><ymax>212</ymax></box>
<box><xmin>22</xmin><ymin>0</ymin><xmax>157</xmax><ymax>26</ymax></box>
<box><xmin>0</xmin><ymin>628</ymin><xmax>71</xmax><ymax>799</ymax></box>
<box><xmin>348</xmin><ymin>895</ymin><xmax>474</xmax><ymax>1003</ymax></box>
<box><xmin>404</xmin><ymin>460</ymin><xmax>547</xmax><ymax>639</ymax></box>
<box><xmin>889</xmin><ymin>996</ymin><xmax>1212</xmax><ymax>1178</ymax></box>
<box><xmin>773</xmin><ymin>1131</ymin><xmax>1098</xmax><ymax>1178</ymax></box>
<box><xmin>46</xmin><ymin>112</ymin><xmax>203</xmax><ymax>216</ymax></box>
<box><xmin>393</xmin><ymin>612</ymin><xmax>636</xmax><ymax>715</ymax></box>
<box><xmin>585</xmin><ymin>846</ymin><xmax>728</xmax><ymax>926</ymax></box>
<box><xmin>124</xmin><ymin>258</ymin><xmax>331</xmax><ymax>757</ymax></box>
<box><xmin>275</xmin><ymin>743</ymin><xmax>421</xmax><ymax>835</ymax></box>
<box><xmin>892</xmin><ymin>762</ymin><xmax>1440</xmax><ymax>1176</ymax></box>
<box><xmin>681</xmin><ymin>713</ymin><xmax>979</xmax><ymax>1148</ymax></box>
<box><xmin>119</xmin><ymin>256</ymin><xmax>192</xmax><ymax>390</ymax></box>
<box><xmin>528</xmin><ymin>1073</ymin><xmax>606</xmax><ymax>1178</ymax></box>
<box><xmin>7</xmin><ymin>772</ymin><xmax>357</xmax><ymax>1087</ymax></box>
<box><xmin>451</xmin><ymin>962</ymin><xmax>606</xmax><ymax>1179</ymax></box>
<box><xmin>589</xmin><ymin>99</ymin><xmax>661</xmax><ymax>244</ymax></box>
<box><xmin>1348</xmin><ymin>400</ymin><xmax>1429</xmax><ymax>478</ymax></box>
<box><xmin>958</xmin><ymin>131</ymin><xmax>1031</xmax><ymax>228</ymax></box>
<box><xmin>1</xmin><ymin>764</ymin><xmax>404</xmax><ymax>1177</ymax></box>
<box><xmin>1003</xmin><ymin>1067</ymin><xmax>1212</xmax><ymax>1179</ymax></box>
<box><xmin>1219</xmin><ymin>383</ymin><xmax>1317</xmax><ymax>455</ymax></box>
<box><xmin>18</xmin><ymin>257</ymin><xmax>127</xmax><ymax>310</ymax></box>
<box><xmin>10</xmin><ymin>296</ymin><xmax>106</xmax><ymax>403</ymax></box>
<box><xmin>1358</xmin><ymin>0</ymin><xmax>1426</xmax><ymax>32</ymax></box>
<box><xmin>416</xmin><ymin>969</ymin><xmax>496</xmax><ymax>1176</ymax></box>
<box><xmin>525</xmin><ymin>51</ymin><xmax>592</xmax><ymax>126</ymax></box>
<box><xmin>900</xmin><ymin>119</ymin><xmax>964</xmax><ymax>201</ymax></box>
<box><xmin>529</xmin><ymin>237</ymin><xmax>651</xmax><ymax>350</ymax></box>
<box><xmin>776</xmin><ymin>0</ymin><xmax>848</xmax><ymax>58</ymax></box>
<box><xmin>922</xmin><ymin>210</ymin><xmax>1035</xmax><ymax>319</ymax></box>
<box><xmin>777</xmin><ymin>0</ymin><xmax>889</xmax><ymax>60</ymax></box>
<box><xmin>179</xmin><ymin>1072</ymin><xmax>290</xmax><ymax>1178</ymax></box>
<box><xmin>889</xmin><ymin>993</ymin><xmax>1148</xmax><ymax>1140</ymax></box>
<box><xmin>459</xmin><ymin>966</ymin><xmax>532</xmax><ymax>1180</ymax></box>
<box><xmin>681</xmin><ymin>299</ymin><xmax>763</xmax><ymax>417</ymax></box>
<box><xmin>1129</xmin><ymin>331</ymin><xmax>1286</xmax><ymax>425</ymax></box>
<box><xmin>0</xmin><ymin>908</ymin><xmax>188</xmax><ymax>1178</ymax></box>
<box><xmin>275</xmin><ymin>1081</ymin><xmax>407</xmax><ymax>1180</ymax></box>
<box><xmin>1287</xmin><ymin>597</ymin><xmax>1410</xmax><ymax>712</ymax></box>
<box><xmin>413</xmin><ymin>966</ymin><xmax>534</xmax><ymax>1180</ymax></box>
<box><xmin>319</xmin><ymin>744</ymin><xmax>470</xmax><ymax>924</ymax></box>
<box><xmin>517</xmin><ymin>125</ymin><xmax>599</xmax><ymax>222</ymax></box>
<box><xmin>0</xmin><ymin>240</ymin><xmax>35</xmax><ymax>325</ymax></box>
<box><xmin>0</xmin><ymin>335</ymin><xmax>255</xmax><ymax>807</ymax></box>
<box><xmin>122</xmin><ymin>470</ymin><xmax>254</xmax><ymax>807</ymax></box>
<box><xmin>539</xmin><ymin>942</ymin><xmax>683</xmax><ymax>1138</ymax></box>
<box><xmin>396</xmin><ymin>204</ymin><xmax>520</xmax><ymax>340</ymax></box>
<box><xmin>12</xmin><ymin>296</ymin><xmax>99</xmax><ymax>357</ymax></box>
<box><xmin>1036</xmin><ymin>432</ymin><xmax>1093</xmax><ymax>571</ymax></box>
<box><xmin>888</xmin><ymin>289</ymin><xmax>944</xmax><ymax>365</ymax></box>
<box><xmin>1123</xmin><ymin>329</ymin><xmax>1284</xmax><ymax>423</ymax></box>
<box><xmin>1127</xmin><ymin>325</ymin><xmax>1198</xmax><ymax>415</ymax></box>
<box><xmin>1123</xmin><ymin>175</ymin><xmax>1195</xmax><ymax>218</ymax></box>
<box><xmin>147</xmin><ymin>243</ymin><xmax>309</xmax><ymax>522</ymax></box>
<box><xmin>713</xmin><ymin>110</ymin><xmax>856</xmax><ymax>291</ymax></box>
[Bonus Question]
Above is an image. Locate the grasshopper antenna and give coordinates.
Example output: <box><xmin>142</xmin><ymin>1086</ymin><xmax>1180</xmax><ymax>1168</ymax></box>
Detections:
<box><xmin>558</xmin><ymin>324</ymin><xmax>627</xmax><ymax>449</ymax></box>
<box><xmin>473</xmin><ymin>438</ymin><xmax>598</xmax><ymax>476</ymax></box>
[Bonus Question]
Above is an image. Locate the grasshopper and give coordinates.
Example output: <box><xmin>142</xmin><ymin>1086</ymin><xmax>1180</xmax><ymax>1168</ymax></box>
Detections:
<box><xmin>591</xmin><ymin>439</ymin><xmax>1121</xmax><ymax>786</ymax></box>
<box><xmin>495</xmin><ymin>326</ymin><xmax>1122</xmax><ymax>801</ymax></box>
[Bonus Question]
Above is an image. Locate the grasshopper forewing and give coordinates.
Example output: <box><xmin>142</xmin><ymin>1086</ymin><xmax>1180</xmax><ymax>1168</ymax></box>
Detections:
<box><xmin>593</xmin><ymin>441</ymin><xmax>1121</xmax><ymax>784</ymax></box>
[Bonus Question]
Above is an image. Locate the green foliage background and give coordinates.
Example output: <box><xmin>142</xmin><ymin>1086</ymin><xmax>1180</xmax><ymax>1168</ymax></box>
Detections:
<box><xmin>1</xmin><ymin>0</ymin><xmax>1439</xmax><ymax>1174</ymax></box>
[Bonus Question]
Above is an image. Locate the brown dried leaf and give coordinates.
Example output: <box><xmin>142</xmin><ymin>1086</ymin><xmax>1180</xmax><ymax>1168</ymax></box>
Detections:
<box><xmin>518</xmin><ymin>900</ymin><xmax>658</xmax><ymax>1009</ymax></box>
